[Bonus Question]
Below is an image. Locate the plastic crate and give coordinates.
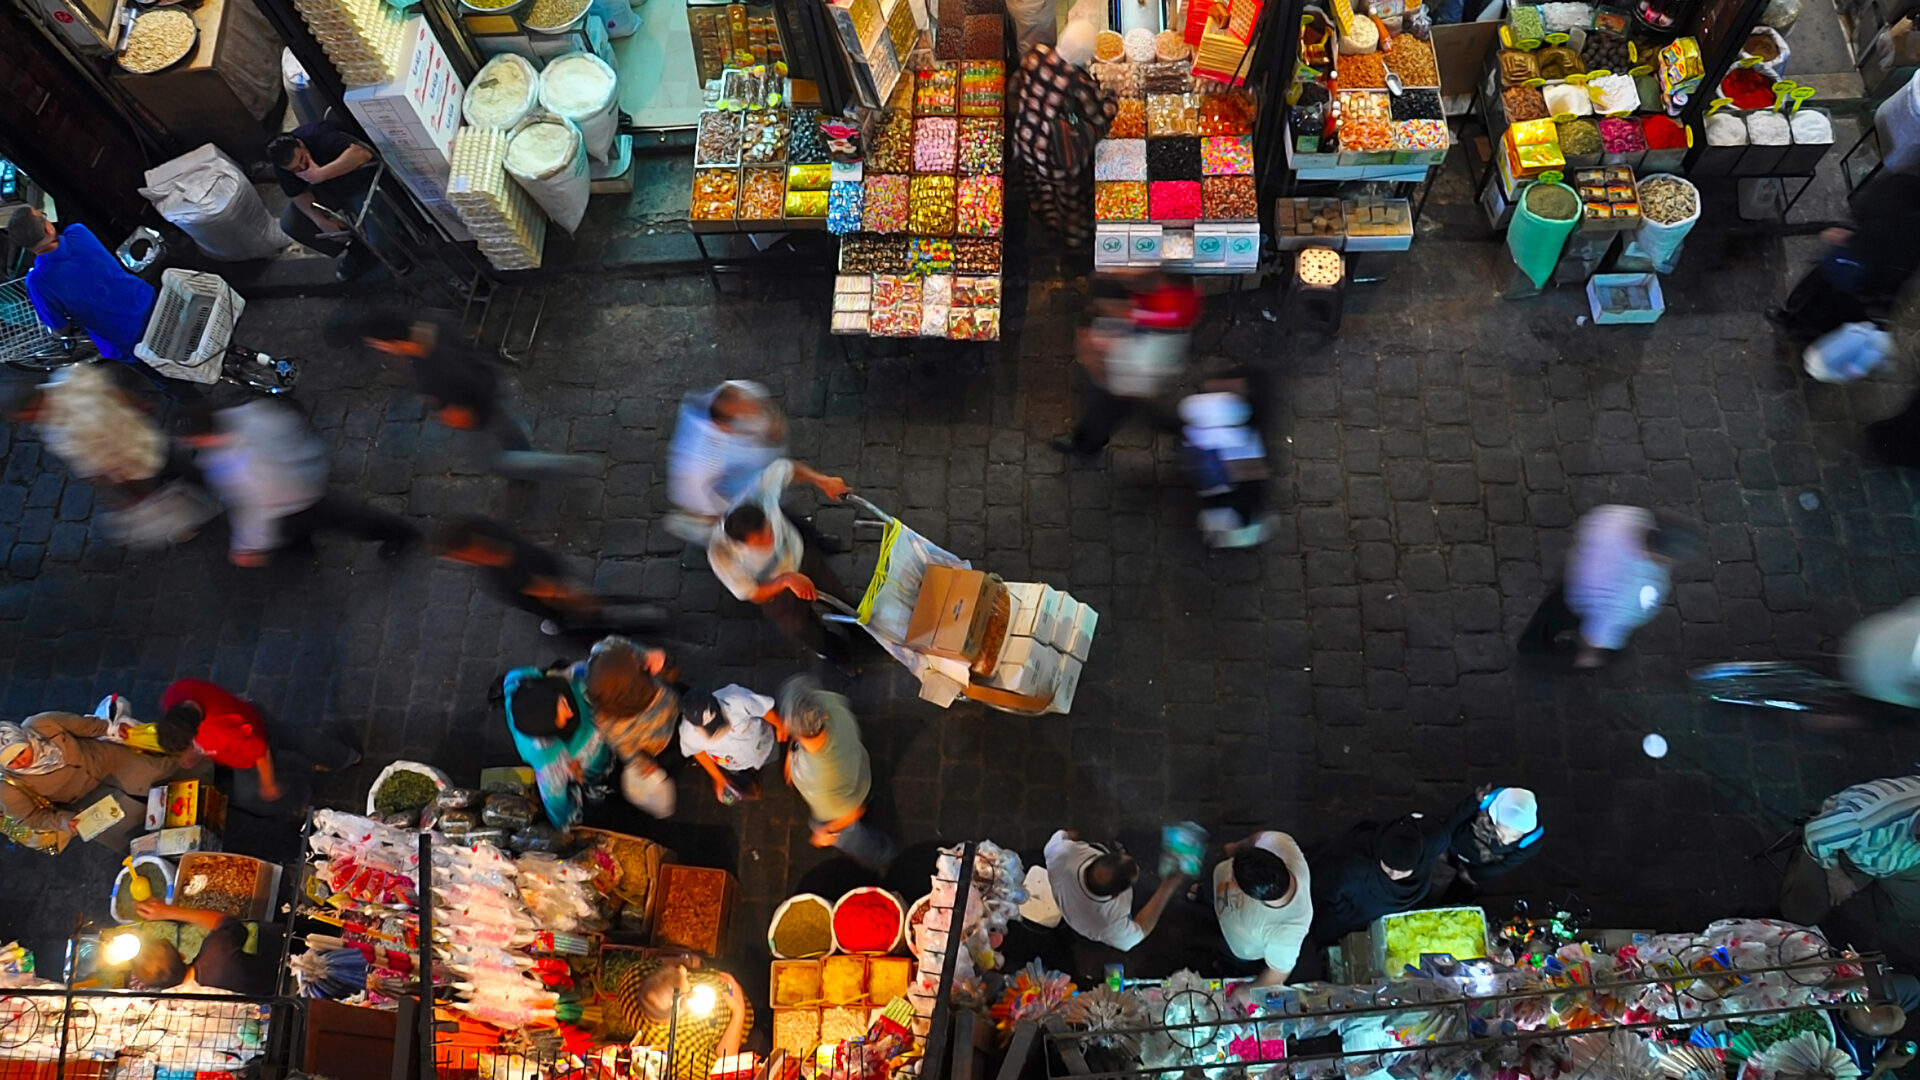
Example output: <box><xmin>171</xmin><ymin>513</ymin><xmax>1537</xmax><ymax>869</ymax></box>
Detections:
<box><xmin>135</xmin><ymin>268</ymin><xmax>244</xmax><ymax>383</ymax></box>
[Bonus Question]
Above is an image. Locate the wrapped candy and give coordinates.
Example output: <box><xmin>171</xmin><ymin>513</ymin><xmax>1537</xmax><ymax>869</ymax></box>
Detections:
<box><xmin>691</xmin><ymin>169</ymin><xmax>737</xmax><ymax>219</ymax></box>
<box><xmin>909</xmin><ymin>174</ymin><xmax>957</xmax><ymax>234</ymax></box>
<box><xmin>827</xmin><ymin>182</ymin><xmax>864</xmax><ymax>234</ymax></box>
<box><xmin>915</xmin><ymin>117</ymin><xmax>958</xmax><ymax>172</ymax></box>
<box><xmin>868</xmin><ymin>113</ymin><xmax>914</xmax><ymax>172</ymax></box>
<box><xmin>953</xmin><ymin>237</ymin><xmax>1000</xmax><ymax>272</ymax></box>
<box><xmin>785</xmin><ymin>190</ymin><xmax>828</xmax><ymax>217</ymax></box>
<box><xmin>960</xmin><ymin>60</ymin><xmax>1005</xmax><ymax>115</ymax></box>
<box><xmin>1201</xmin><ymin>135</ymin><xmax>1252</xmax><ymax>175</ymax></box>
<box><xmin>864</xmin><ymin>174</ymin><xmax>910</xmax><ymax>232</ymax></box>
<box><xmin>1392</xmin><ymin>120</ymin><xmax>1448</xmax><ymax>150</ymax></box>
<box><xmin>905</xmin><ymin>236</ymin><xmax>954</xmax><ymax>276</ymax></box>
<box><xmin>1109</xmin><ymin>98</ymin><xmax>1147</xmax><ymax>138</ymax></box>
<box><xmin>1147</xmin><ymin>93</ymin><xmax>1201</xmax><ymax>136</ymax></box>
<box><xmin>958</xmin><ymin>117</ymin><xmax>1003</xmax><ymax>174</ymax></box>
<box><xmin>787</xmin><ymin>163</ymin><xmax>832</xmax><ymax>190</ymax></box>
<box><xmin>957</xmin><ymin>176</ymin><xmax>1002</xmax><ymax>235</ymax></box>
<box><xmin>915</xmin><ymin>64</ymin><xmax>958</xmax><ymax>114</ymax></box>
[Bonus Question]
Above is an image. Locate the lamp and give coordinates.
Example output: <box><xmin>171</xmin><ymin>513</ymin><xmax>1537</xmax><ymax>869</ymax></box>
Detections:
<box><xmin>664</xmin><ymin>978</ymin><xmax>719</xmax><ymax>1080</ymax></box>
<box><xmin>687</xmin><ymin>983</ymin><xmax>716</xmax><ymax>1018</ymax></box>
<box><xmin>104</xmin><ymin>932</ymin><xmax>143</xmax><ymax>966</ymax></box>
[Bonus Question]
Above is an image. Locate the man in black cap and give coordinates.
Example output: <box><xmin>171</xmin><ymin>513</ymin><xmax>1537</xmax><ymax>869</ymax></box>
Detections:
<box><xmin>1308</xmin><ymin>814</ymin><xmax>1449</xmax><ymax>946</ymax></box>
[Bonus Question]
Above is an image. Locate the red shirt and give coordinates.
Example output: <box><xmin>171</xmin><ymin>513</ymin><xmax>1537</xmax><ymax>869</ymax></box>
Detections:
<box><xmin>161</xmin><ymin>679</ymin><xmax>268</xmax><ymax>769</ymax></box>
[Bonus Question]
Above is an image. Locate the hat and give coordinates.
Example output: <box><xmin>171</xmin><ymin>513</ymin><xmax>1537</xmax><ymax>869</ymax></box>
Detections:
<box><xmin>0</xmin><ymin>741</ymin><xmax>25</xmax><ymax>769</ymax></box>
<box><xmin>1488</xmin><ymin>787</ymin><xmax>1538</xmax><ymax>834</ymax></box>
<box><xmin>1057</xmin><ymin>20</ymin><xmax>1098</xmax><ymax>67</ymax></box>
<box><xmin>1375</xmin><ymin>817</ymin><xmax>1425</xmax><ymax>873</ymax></box>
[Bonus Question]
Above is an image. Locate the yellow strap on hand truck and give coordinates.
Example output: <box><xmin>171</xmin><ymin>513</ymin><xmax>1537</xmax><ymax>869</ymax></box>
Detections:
<box><xmin>855</xmin><ymin>518</ymin><xmax>904</xmax><ymax>625</ymax></box>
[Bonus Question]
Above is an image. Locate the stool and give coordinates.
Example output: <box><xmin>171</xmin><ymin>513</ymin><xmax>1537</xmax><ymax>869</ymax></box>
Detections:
<box><xmin>1285</xmin><ymin>246</ymin><xmax>1346</xmax><ymax>334</ymax></box>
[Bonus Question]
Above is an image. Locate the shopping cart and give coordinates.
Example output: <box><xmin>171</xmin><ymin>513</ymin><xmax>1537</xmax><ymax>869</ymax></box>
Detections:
<box><xmin>0</xmin><ymin>277</ymin><xmax>85</xmax><ymax>372</ymax></box>
<box><xmin>819</xmin><ymin>495</ymin><xmax>1092</xmax><ymax>715</ymax></box>
<box><xmin>134</xmin><ymin>269</ymin><xmax>297</xmax><ymax>394</ymax></box>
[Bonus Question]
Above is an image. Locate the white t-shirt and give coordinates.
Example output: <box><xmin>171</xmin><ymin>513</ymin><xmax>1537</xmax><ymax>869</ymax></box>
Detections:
<box><xmin>707</xmin><ymin>459</ymin><xmax>804</xmax><ymax>601</ymax></box>
<box><xmin>1044</xmin><ymin>830</ymin><xmax>1147</xmax><ymax>951</ymax></box>
<box><xmin>677</xmin><ymin>684</ymin><xmax>779</xmax><ymax>772</ymax></box>
<box><xmin>1213</xmin><ymin>831</ymin><xmax>1313</xmax><ymax>979</ymax></box>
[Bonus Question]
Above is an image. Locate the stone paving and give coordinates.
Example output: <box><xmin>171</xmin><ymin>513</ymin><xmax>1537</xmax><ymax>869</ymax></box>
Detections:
<box><xmin>3</xmin><ymin>167</ymin><xmax>1920</xmax><ymax>982</ymax></box>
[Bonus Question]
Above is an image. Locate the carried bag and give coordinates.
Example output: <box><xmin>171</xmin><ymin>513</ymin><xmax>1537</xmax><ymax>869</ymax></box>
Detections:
<box><xmin>0</xmin><ymin>777</ymin><xmax>69</xmax><ymax>854</ymax></box>
<box><xmin>620</xmin><ymin>757</ymin><xmax>676</xmax><ymax>819</ymax></box>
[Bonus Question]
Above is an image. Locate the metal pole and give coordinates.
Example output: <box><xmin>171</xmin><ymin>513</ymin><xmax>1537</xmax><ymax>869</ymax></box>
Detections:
<box><xmin>418</xmin><ymin>830</ymin><xmax>435</xmax><ymax>1080</ymax></box>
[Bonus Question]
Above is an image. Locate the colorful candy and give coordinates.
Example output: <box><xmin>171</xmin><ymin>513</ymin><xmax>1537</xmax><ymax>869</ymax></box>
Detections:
<box><xmin>1095</xmin><ymin>180</ymin><xmax>1147</xmax><ymax>221</ymax></box>
<box><xmin>960</xmin><ymin>60</ymin><xmax>1004</xmax><ymax>115</ymax></box>
<box><xmin>1201</xmin><ymin>135</ymin><xmax>1252</xmax><ymax>175</ymax></box>
<box><xmin>909</xmin><ymin>174</ymin><xmax>956</xmax><ymax>234</ymax></box>
<box><xmin>1392</xmin><ymin>120</ymin><xmax>1448</xmax><ymax>150</ymax></box>
<box><xmin>827</xmin><ymin>181</ymin><xmax>864</xmax><ymax>234</ymax></box>
<box><xmin>1110</xmin><ymin>98</ymin><xmax>1147</xmax><ymax>138</ymax></box>
<box><xmin>915</xmin><ymin>117</ymin><xmax>958</xmax><ymax>172</ymax></box>
<box><xmin>739</xmin><ymin>167</ymin><xmax>786</xmax><ymax>218</ymax></box>
<box><xmin>1149</xmin><ymin>180</ymin><xmax>1202</xmax><ymax>220</ymax></box>
<box><xmin>691</xmin><ymin>169</ymin><xmax>737</xmax><ymax>219</ymax></box>
<box><xmin>864</xmin><ymin>174</ymin><xmax>910</xmax><ymax>232</ymax></box>
<box><xmin>1599</xmin><ymin>116</ymin><xmax>1645</xmax><ymax>152</ymax></box>
<box><xmin>958</xmin><ymin>117</ymin><xmax>1003</xmax><ymax>174</ymax></box>
<box><xmin>905</xmin><ymin>236</ymin><xmax>954</xmax><ymax>275</ymax></box>
<box><xmin>1339</xmin><ymin>116</ymin><xmax>1392</xmax><ymax>152</ymax></box>
<box><xmin>1198</xmin><ymin>92</ymin><xmax>1256</xmax><ymax>135</ymax></box>
<box><xmin>915</xmin><ymin>64</ymin><xmax>958</xmax><ymax>114</ymax></box>
<box><xmin>957</xmin><ymin>176</ymin><xmax>1002</xmax><ymax>235</ymax></box>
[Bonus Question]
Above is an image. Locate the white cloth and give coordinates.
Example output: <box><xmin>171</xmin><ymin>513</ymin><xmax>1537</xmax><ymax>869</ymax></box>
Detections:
<box><xmin>1563</xmin><ymin>505</ymin><xmax>1669</xmax><ymax>651</ymax></box>
<box><xmin>1044</xmin><ymin>830</ymin><xmax>1147</xmax><ymax>950</ymax></box>
<box><xmin>666</xmin><ymin>383</ymin><xmax>785</xmax><ymax>521</ymax></box>
<box><xmin>197</xmin><ymin>400</ymin><xmax>328</xmax><ymax>556</ymax></box>
<box><xmin>679</xmin><ymin>684</ymin><xmax>779</xmax><ymax>772</ymax></box>
<box><xmin>707</xmin><ymin>459</ymin><xmax>803</xmax><ymax>601</ymax></box>
<box><xmin>1213</xmin><ymin>831</ymin><xmax>1313</xmax><ymax>979</ymax></box>
<box><xmin>39</xmin><ymin>364</ymin><xmax>165</xmax><ymax>484</ymax></box>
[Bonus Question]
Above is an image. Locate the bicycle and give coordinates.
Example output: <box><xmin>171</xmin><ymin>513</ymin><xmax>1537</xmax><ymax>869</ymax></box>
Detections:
<box><xmin>0</xmin><ymin>278</ymin><xmax>85</xmax><ymax>374</ymax></box>
<box><xmin>1687</xmin><ymin>660</ymin><xmax>1875</xmax><ymax>728</ymax></box>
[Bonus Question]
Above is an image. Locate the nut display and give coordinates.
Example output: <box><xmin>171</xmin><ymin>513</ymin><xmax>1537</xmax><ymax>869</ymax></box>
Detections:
<box><xmin>864</xmin><ymin>174</ymin><xmax>910</xmax><ymax>232</ymax></box>
<box><xmin>1147</xmin><ymin>93</ymin><xmax>1201</xmax><ymax>136</ymax></box>
<box><xmin>1638</xmin><ymin>175</ymin><xmax>1697</xmax><ymax>223</ymax></box>
<box><xmin>1340</xmin><ymin>52</ymin><xmax>1388</xmax><ymax>89</ymax></box>
<box><xmin>1201</xmin><ymin>135</ymin><xmax>1252</xmax><ymax>175</ymax></box>
<box><xmin>915</xmin><ymin>117</ymin><xmax>958</xmax><ymax>172</ymax></box>
<box><xmin>958</xmin><ymin>117</ymin><xmax>1004</xmax><ymax>174</ymax></box>
<box><xmin>176</xmin><ymin>855</ymin><xmax>267</xmax><ymax>918</ymax></box>
<box><xmin>1503</xmin><ymin>86</ymin><xmax>1549</xmax><ymax>122</ymax></box>
<box><xmin>1149</xmin><ymin>179</ymin><xmax>1202</xmax><ymax>220</ymax></box>
<box><xmin>740</xmin><ymin>167</ymin><xmax>786</xmax><ymax>219</ymax></box>
<box><xmin>1147</xmin><ymin>136</ymin><xmax>1201</xmax><ymax>179</ymax></box>
<box><xmin>957</xmin><ymin>176</ymin><xmax>1003</xmax><ymax>235</ymax></box>
<box><xmin>122</xmin><ymin>8</ymin><xmax>197</xmax><ymax>74</ymax></box>
<box><xmin>1201</xmin><ymin>176</ymin><xmax>1257</xmax><ymax>219</ymax></box>
<box><xmin>696</xmin><ymin>113</ymin><xmax>742</xmax><ymax>166</ymax></box>
<box><xmin>692</xmin><ymin>169</ymin><xmax>739</xmax><ymax>219</ymax></box>
<box><xmin>1091</xmin><ymin>61</ymin><xmax>1142</xmax><ymax>97</ymax></box>
<box><xmin>1110</xmin><ymin>99</ymin><xmax>1148</xmax><ymax>139</ymax></box>
<box><xmin>909</xmin><ymin>174</ymin><xmax>957</xmax><ymax>234</ymax></box>
<box><xmin>1095</xmin><ymin>181</ymin><xmax>1148</xmax><ymax>221</ymax></box>
<box><xmin>1096</xmin><ymin>139</ymin><xmax>1148</xmax><ymax>181</ymax></box>
<box><xmin>962</xmin><ymin>15</ymin><xmax>1002</xmax><ymax>58</ymax></box>
<box><xmin>1384</xmin><ymin>36</ymin><xmax>1438</xmax><ymax>87</ymax></box>
<box><xmin>1581</xmin><ymin>30</ymin><xmax>1631</xmax><ymax>70</ymax></box>
<box><xmin>654</xmin><ymin>866</ymin><xmax>729</xmax><ymax>953</ymax></box>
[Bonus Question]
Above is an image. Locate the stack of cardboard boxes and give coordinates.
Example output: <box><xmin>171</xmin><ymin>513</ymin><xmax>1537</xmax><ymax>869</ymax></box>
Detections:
<box><xmin>130</xmin><ymin>779</ymin><xmax>228</xmax><ymax>859</ymax></box>
<box><xmin>905</xmin><ymin>566</ymin><xmax>1095</xmax><ymax>713</ymax></box>
<box><xmin>340</xmin><ymin>16</ymin><xmax>472</xmax><ymax>241</ymax></box>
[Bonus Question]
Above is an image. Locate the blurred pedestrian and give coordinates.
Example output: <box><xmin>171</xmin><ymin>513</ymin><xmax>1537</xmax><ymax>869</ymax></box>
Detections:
<box><xmin>680</xmin><ymin>685</ymin><xmax>782</xmax><ymax>805</ymax></box>
<box><xmin>436</xmin><ymin>518</ymin><xmax>663</xmax><ymax>638</ymax></box>
<box><xmin>161</xmin><ymin>677</ymin><xmax>360</xmax><ymax>814</ymax></box>
<box><xmin>1781</xmin><ymin>774</ymin><xmax>1920</xmax><ymax>966</ymax></box>
<box><xmin>178</xmin><ymin>399</ymin><xmax>419</xmax><ymax>566</ymax></box>
<box><xmin>1010</xmin><ymin>21</ymin><xmax>1116</xmax><ymax>248</ymax></box>
<box><xmin>1210</xmin><ymin>830</ymin><xmax>1313</xmax><ymax>985</ymax></box>
<box><xmin>1179</xmin><ymin>367</ymin><xmax>1275</xmax><ymax>547</ymax></box>
<box><xmin>501</xmin><ymin>665</ymin><xmax>615</xmax><ymax>828</ymax></box>
<box><xmin>1044</xmin><ymin>828</ymin><xmax>1188</xmax><ymax>952</ymax></box>
<box><xmin>1771</xmin><ymin>171</ymin><xmax>1920</xmax><ymax>343</ymax></box>
<box><xmin>708</xmin><ymin>460</ymin><xmax>855</xmax><ymax>667</ymax></box>
<box><xmin>780</xmin><ymin>675</ymin><xmax>892</xmax><ymax>870</ymax></box>
<box><xmin>566</xmin><ymin>636</ymin><xmax>682</xmax><ymax>818</ymax></box>
<box><xmin>666</xmin><ymin>381</ymin><xmax>788</xmax><ymax>541</ymax></box>
<box><xmin>1519</xmin><ymin>505</ymin><xmax>1702</xmax><ymax>668</ymax></box>
<box><xmin>1053</xmin><ymin>271</ymin><xmax>1201</xmax><ymax>458</ymax></box>
<box><xmin>1434</xmin><ymin>786</ymin><xmax>1543</xmax><ymax>900</ymax></box>
<box><xmin>0</xmin><ymin>712</ymin><xmax>180</xmax><ymax>852</ymax></box>
<box><xmin>5</xmin><ymin>207</ymin><xmax>181</xmax><ymax>396</ymax></box>
<box><xmin>1842</xmin><ymin>598</ymin><xmax>1920</xmax><ymax>708</ymax></box>
<box><xmin>1308</xmin><ymin>814</ymin><xmax>1448</xmax><ymax>945</ymax></box>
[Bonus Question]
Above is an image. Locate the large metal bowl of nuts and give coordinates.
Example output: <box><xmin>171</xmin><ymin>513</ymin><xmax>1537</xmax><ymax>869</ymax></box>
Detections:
<box><xmin>119</xmin><ymin>7</ymin><xmax>198</xmax><ymax>75</ymax></box>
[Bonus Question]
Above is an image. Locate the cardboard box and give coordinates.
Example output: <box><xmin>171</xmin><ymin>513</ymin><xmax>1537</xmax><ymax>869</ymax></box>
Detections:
<box><xmin>918</xmin><ymin>668</ymin><xmax>965</xmax><ymax>706</ymax></box>
<box><xmin>164</xmin><ymin>780</ymin><xmax>228</xmax><ymax>830</ymax></box>
<box><xmin>74</xmin><ymin>792</ymin><xmax>130</xmax><ymax>842</ymax></box>
<box><xmin>1048</xmin><ymin>656</ymin><xmax>1084</xmax><ymax>714</ymax></box>
<box><xmin>1004</xmin><ymin>582</ymin><xmax>1045</xmax><ymax>637</ymax></box>
<box><xmin>907</xmin><ymin>566</ymin><xmax>1000</xmax><ymax>660</ymax></box>
<box><xmin>986</xmin><ymin>635</ymin><xmax>1061</xmax><ymax>694</ymax></box>
<box><xmin>129</xmin><ymin>832</ymin><xmax>160</xmax><ymax>858</ymax></box>
<box><xmin>1065</xmin><ymin>603</ymin><xmax>1099</xmax><ymax>662</ymax></box>
<box><xmin>1032</xmin><ymin>587</ymin><xmax>1070</xmax><ymax>645</ymax></box>
<box><xmin>343</xmin><ymin>17</ymin><xmax>466</xmax><ymax>162</ymax></box>
<box><xmin>157</xmin><ymin>825</ymin><xmax>223</xmax><ymax>856</ymax></box>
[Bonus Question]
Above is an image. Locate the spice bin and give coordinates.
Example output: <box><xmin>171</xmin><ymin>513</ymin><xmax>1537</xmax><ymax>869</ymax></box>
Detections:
<box><xmin>649</xmin><ymin>864</ymin><xmax>737</xmax><ymax>956</ymax></box>
<box><xmin>768</xmin><ymin>893</ymin><xmax>836</xmax><ymax>958</ymax></box>
<box><xmin>175</xmin><ymin>852</ymin><xmax>282</xmax><ymax>922</ymax></box>
<box><xmin>1775</xmin><ymin>107</ymin><xmax>1835</xmax><ymax>175</ymax></box>
<box><xmin>831</xmin><ymin>886</ymin><xmax>905</xmax><ymax>954</ymax></box>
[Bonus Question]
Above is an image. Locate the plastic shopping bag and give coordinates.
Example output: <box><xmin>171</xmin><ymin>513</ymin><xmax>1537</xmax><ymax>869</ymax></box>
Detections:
<box><xmin>1804</xmin><ymin>321</ymin><xmax>1894</xmax><ymax>383</ymax></box>
<box><xmin>620</xmin><ymin>757</ymin><xmax>676</xmax><ymax>818</ymax></box>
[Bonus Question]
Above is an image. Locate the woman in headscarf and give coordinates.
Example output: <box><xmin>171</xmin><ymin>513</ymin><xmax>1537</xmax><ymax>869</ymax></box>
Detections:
<box><xmin>1306</xmin><ymin>814</ymin><xmax>1450</xmax><ymax>945</ymax></box>
<box><xmin>0</xmin><ymin>712</ymin><xmax>182</xmax><ymax>851</ymax></box>
<box><xmin>1010</xmin><ymin>20</ymin><xmax>1117</xmax><ymax>249</ymax></box>
<box><xmin>595</xmin><ymin>955</ymin><xmax>749</xmax><ymax>1078</ymax></box>
<box><xmin>1437</xmin><ymin>786</ymin><xmax>1544</xmax><ymax>896</ymax></box>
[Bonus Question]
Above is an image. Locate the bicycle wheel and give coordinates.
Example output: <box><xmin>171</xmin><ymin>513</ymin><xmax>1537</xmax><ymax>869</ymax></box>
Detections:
<box><xmin>1687</xmin><ymin>661</ymin><xmax>1860</xmax><ymax>714</ymax></box>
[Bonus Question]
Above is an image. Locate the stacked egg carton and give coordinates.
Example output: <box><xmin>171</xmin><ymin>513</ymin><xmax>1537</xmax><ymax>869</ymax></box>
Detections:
<box><xmin>292</xmin><ymin>0</ymin><xmax>407</xmax><ymax>85</ymax></box>
<box><xmin>447</xmin><ymin>127</ymin><xmax>547</xmax><ymax>271</ymax></box>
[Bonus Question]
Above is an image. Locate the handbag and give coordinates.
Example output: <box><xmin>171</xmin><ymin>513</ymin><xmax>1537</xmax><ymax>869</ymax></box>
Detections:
<box><xmin>1</xmin><ymin>776</ymin><xmax>70</xmax><ymax>854</ymax></box>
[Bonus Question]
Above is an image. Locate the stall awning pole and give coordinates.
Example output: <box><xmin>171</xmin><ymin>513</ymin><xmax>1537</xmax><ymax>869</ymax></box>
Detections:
<box><xmin>921</xmin><ymin>840</ymin><xmax>980</xmax><ymax>1080</ymax></box>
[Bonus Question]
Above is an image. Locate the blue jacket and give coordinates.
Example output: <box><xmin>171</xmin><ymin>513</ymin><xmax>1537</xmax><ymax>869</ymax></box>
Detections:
<box><xmin>25</xmin><ymin>224</ymin><xmax>155</xmax><ymax>362</ymax></box>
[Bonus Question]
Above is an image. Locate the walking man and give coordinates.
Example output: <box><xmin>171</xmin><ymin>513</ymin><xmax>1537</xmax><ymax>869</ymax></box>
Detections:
<box><xmin>780</xmin><ymin>675</ymin><xmax>893</xmax><ymax>870</ymax></box>
<box><xmin>1044</xmin><ymin>828</ymin><xmax>1187</xmax><ymax>951</ymax></box>
<box><xmin>708</xmin><ymin>460</ymin><xmax>854</xmax><ymax>666</ymax></box>
<box><xmin>161</xmin><ymin>677</ymin><xmax>361</xmax><ymax>814</ymax></box>
<box><xmin>179</xmin><ymin>400</ymin><xmax>419</xmax><ymax>566</ymax></box>
<box><xmin>1520</xmin><ymin>505</ymin><xmax>1702</xmax><ymax>668</ymax></box>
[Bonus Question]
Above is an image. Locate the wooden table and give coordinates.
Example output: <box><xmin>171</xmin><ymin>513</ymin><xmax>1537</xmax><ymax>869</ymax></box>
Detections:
<box><xmin>113</xmin><ymin>0</ymin><xmax>283</xmax><ymax>163</ymax></box>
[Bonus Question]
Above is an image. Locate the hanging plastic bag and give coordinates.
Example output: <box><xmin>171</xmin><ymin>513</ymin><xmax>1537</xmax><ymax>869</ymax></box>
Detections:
<box><xmin>619</xmin><ymin>757</ymin><xmax>676</xmax><ymax>818</ymax></box>
<box><xmin>464</xmin><ymin>54</ymin><xmax>542</xmax><ymax>130</ymax></box>
<box><xmin>138</xmin><ymin>144</ymin><xmax>290</xmax><ymax>262</ymax></box>
<box><xmin>1621</xmin><ymin>173</ymin><xmax>1701</xmax><ymax>274</ymax></box>
<box><xmin>504</xmin><ymin>116</ymin><xmax>591</xmax><ymax>233</ymax></box>
<box><xmin>590</xmin><ymin>0</ymin><xmax>639</xmax><ymax>37</ymax></box>
<box><xmin>1804</xmin><ymin>322</ymin><xmax>1894</xmax><ymax>383</ymax></box>
<box><xmin>539</xmin><ymin>52</ymin><xmax>620</xmax><ymax>162</ymax></box>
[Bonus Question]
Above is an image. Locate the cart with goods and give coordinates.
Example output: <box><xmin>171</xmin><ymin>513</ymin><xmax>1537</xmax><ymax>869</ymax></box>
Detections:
<box><xmin>135</xmin><ymin>269</ymin><xmax>298</xmax><ymax>393</ymax></box>
<box><xmin>821</xmin><ymin>494</ymin><xmax>1097</xmax><ymax>715</ymax></box>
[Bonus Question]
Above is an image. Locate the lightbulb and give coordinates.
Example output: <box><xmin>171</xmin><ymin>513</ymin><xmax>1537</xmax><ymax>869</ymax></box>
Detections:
<box><xmin>687</xmin><ymin>983</ymin><xmax>717</xmax><ymax>1018</ymax></box>
<box><xmin>105</xmin><ymin>933</ymin><xmax>143</xmax><ymax>965</ymax></box>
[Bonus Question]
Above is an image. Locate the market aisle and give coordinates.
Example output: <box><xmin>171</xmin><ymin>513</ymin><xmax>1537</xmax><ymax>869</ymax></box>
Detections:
<box><xmin>1</xmin><ymin>202</ymin><xmax>1918</xmax><ymax>970</ymax></box>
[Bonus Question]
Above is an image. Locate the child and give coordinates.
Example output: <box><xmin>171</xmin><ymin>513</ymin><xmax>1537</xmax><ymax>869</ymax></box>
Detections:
<box><xmin>679</xmin><ymin>685</ymin><xmax>782</xmax><ymax>805</ymax></box>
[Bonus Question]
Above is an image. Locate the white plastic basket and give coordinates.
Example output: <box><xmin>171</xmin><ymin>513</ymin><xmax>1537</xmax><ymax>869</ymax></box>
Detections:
<box><xmin>134</xmin><ymin>268</ymin><xmax>244</xmax><ymax>383</ymax></box>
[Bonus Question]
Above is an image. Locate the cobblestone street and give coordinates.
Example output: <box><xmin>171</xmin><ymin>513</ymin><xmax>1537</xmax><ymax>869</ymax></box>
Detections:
<box><xmin>3</xmin><ymin>177</ymin><xmax>1920</xmax><ymax>974</ymax></box>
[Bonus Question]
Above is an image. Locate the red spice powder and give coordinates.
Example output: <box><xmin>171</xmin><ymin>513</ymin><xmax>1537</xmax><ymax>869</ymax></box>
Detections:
<box><xmin>1641</xmin><ymin>114</ymin><xmax>1688</xmax><ymax>150</ymax></box>
<box><xmin>833</xmin><ymin>890</ymin><xmax>900</xmax><ymax>952</ymax></box>
<box><xmin>1720</xmin><ymin>69</ymin><xmax>1775</xmax><ymax>110</ymax></box>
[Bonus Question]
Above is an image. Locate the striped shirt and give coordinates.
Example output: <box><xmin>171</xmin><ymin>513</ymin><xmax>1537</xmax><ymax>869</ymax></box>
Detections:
<box><xmin>1564</xmin><ymin>505</ymin><xmax>1669</xmax><ymax>650</ymax></box>
<box><xmin>1803</xmin><ymin>775</ymin><xmax>1920</xmax><ymax>878</ymax></box>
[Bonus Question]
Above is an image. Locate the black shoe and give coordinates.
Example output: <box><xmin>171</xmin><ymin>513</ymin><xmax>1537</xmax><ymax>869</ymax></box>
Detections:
<box><xmin>335</xmin><ymin>245</ymin><xmax>372</xmax><ymax>283</ymax></box>
<box><xmin>377</xmin><ymin>531</ymin><xmax>420</xmax><ymax>560</ymax></box>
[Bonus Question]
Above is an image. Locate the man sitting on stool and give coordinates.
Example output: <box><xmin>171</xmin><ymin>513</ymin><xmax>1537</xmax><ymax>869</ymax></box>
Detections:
<box><xmin>267</xmin><ymin>123</ymin><xmax>382</xmax><ymax>282</ymax></box>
